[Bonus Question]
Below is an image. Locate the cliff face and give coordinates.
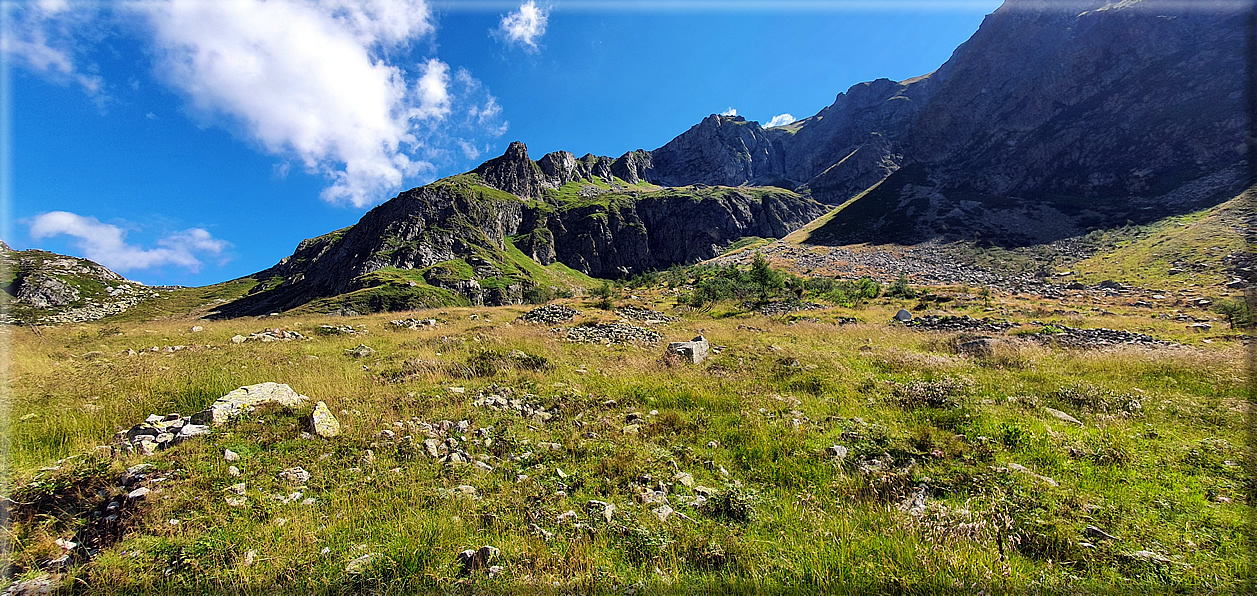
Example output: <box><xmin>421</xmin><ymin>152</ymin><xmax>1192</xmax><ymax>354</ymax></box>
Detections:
<box><xmin>642</xmin><ymin>0</ymin><xmax>1246</xmax><ymax>244</ymax></box>
<box><xmin>804</xmin><ymin>0</ymin><xmax>1248</xmax><ymax>246</ymax></box>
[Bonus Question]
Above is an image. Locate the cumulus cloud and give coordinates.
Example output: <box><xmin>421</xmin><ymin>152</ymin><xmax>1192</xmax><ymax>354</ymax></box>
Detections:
<box><xmin>720</xmin><ymin>107</ymin><xmax>738</xmax><ymax>116</ymax></box>
<box><xmin>766</xmin><ymin>113</ymin><xmax>796</xmax><ymax>127</ymax></box>
<box><xmin>497</xmin><ymin>1</ymin><xmax>549</xmax><ymax>51</ymax></box>
<box><xmin>7</xmin><ymin>0</ymin><xmax>508</xmax><ymax>208</ymax></box>
<box><xmin>29</xmin><ymin>211</ymin><xmax>229</xmax><ymax>273</ymax></box>
<box><xmin>134</xmin><ymin>0</ymin><xmax>444</xmax><ymax>208</ymax></box>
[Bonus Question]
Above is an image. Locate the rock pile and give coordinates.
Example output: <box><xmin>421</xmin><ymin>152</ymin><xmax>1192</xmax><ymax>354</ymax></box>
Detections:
<box><xmin>115</xmin><ymin>414</ymin><xmax>211</xmax><ymax>456</ymax></box>
<box><xmin>758</xmin><ymin>301</ymin><xmax>827</xmax><ymax>316</ymax></box>
<box><xmin>316</xmin><ymin>324</ymin><xmax>365</xmax><ymax>335</ymax></box>
<box><xmin>230</xmin><ymin>329</ymin><xmax>307</xmax><ymax>343</ymax></box>
<box><xmin>115</xmin><ymin>383</ymin><xmax>313</xmax><ymax>455</ymax></box>
<box><xmin>518</xmin><ymin>304</ymin><xmax>580</xmax><ymax>324</ymax></box>
<box><xmin>902</xmin><ymin>315</ymin><xmax>1017</xmax><ymax>333</ymax></box>
<box><xmin>472</xmin><ymin>385</ymin><xmax>557</xmax><ymax>423</ymax></box>
<box><xmin>562</xmin><ymin>322</ymin><xmax>661</xmax><ymax>345</ymax></box>
<box><xmin>1029</xmin><ymin>325</ymin><xmax>1172</xmax><ymax>349</ymax></box>
<box><xmin>614</xmin><ymin>306</ymin><xmax>677</xmax><ymax>323</ymax></box>
<box><xmin>389</xmin><ymin>318</ymin><xmax>440</xmax><ymax>329</ymax></box>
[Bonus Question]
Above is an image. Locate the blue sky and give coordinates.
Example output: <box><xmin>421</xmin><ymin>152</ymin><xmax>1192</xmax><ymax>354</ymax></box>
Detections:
<box><xmin>3</xmin><ymin>0</ymin><xmax>1002</xmax><ymax>287</ymax></box>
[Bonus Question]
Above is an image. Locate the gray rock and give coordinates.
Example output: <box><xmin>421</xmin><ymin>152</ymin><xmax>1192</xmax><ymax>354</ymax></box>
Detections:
<box><xmin>1043</xmin><ymin>407</ymin><xmax>1084</xmax><ymax>427</ymax></box>
<box><xmin>345</xmin><ymin>344</ymin><xmax>376</xmax><ymax>359</ymax></box>
<box><xmin>894</xmin><ymin>309</ymin><xmax>912</xmax><ymax>322</ymax></box>
<box><xmin>344</xmin><ymin>552</ymin><xmax>381</xmax><ymax>574</ymax></box>
<box><xmin>311</xmin><ymin>401</ymin><xmax>340</xmax><ymax>438</ymax></box>
<box><xmin>224</xmin><ymin>449</ymin><xmax>241</xmax><ymax>461</ymax></box>
<box><xmin>1</xmin><ymin>574</ymin><xmax>55</xmax><ymax>596</ymax></box>
<box><xmin>278</xmin><ymin>467</ymin><xmax>311</xmax><ymax>484</ymax></box>
<box><xmin>667</xmin><ymin>335</ymin><xmax>709</xmax><ymax>364</ymax></box>
<box><xmin>190</xmin><ymin>382</ymin><xmax>312</xmax><ymax>426</ymax></box>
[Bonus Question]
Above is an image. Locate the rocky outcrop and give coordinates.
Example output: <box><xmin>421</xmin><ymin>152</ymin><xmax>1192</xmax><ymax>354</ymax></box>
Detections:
<box><xmin>219</xmin><ymin>143</ymin><xmax>826</xmax><ymax>315</ymax></box>
<box><xmin>473</xmin><ymin>141</ymin><xmax>548</xmax><ymax>199</ymax></box>
<box><xmin>1</xmin><ymin>248</ymin><xmax>159</xmax><ymax>324</ymax></box>
<box><xmin>648</xmin><ymin>115</ymin><xmax>788</xmax><ymax>187</ymax></box>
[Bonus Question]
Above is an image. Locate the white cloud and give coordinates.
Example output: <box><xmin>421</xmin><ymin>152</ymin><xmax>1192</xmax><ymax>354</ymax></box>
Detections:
<box><xmin>415</xmin><ymin>58</ymin><xmax>451</xmax><ymax>120</ymax></box>
<box><xmin>0</xmin><ymin>2</ymin><xmax>104</xmax><ymax>95</ymax></box>
<box><xmin>134</xmin><ymin>0</ymin><xmax>443</xmax><ymax>208</ymax></box>
<box><xmin>766</xmin><ymin>113</ymin><xmax>796</xmax><ymax>127</ymax></box>
<box><xmin>497</xmin><ymin>1</ymin><xmax>549</xmax><ymax>51</ymax></box>
<box><xmin>7</xmin><ymin>0</ymin><xmax>509</xmax><ymax>208</ymax></box>
<box><xmin>29</xmin><ymin>211</ymin><xmax>229</xmax><ymax>273</ymax></box>
<box><xmin>720</xmin><ymin>107</ymin><xmax>738</xmax><ymax>116</ymax></box>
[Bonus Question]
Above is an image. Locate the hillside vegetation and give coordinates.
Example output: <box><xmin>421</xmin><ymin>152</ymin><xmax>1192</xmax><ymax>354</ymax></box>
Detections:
<box><xmin>4</xmin><ymin>261</ymin><xmax>1250</xmax><ymax>594</ymax></box>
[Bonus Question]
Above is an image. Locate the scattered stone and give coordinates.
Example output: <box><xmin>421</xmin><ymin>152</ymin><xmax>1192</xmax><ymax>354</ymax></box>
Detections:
<box><xmin>674</xmin><ymin>472</ymin><xmax>695</xmax><ymax>487</ymax></box>
<box><xmin>1</xmin><ymin>574</ymin><xmax>55</xmax><ymax>596</ymax></box>
<box><xmin>224</xmin><ymin>449</ymin><xmax>240</xmax><ymax>461</ymax></box>
<box><xmin>127</xmin><ymin>487</ymin><xmax>150</xmax><ymax>500</ymax></box>
<box><xmin>826</xmin><ymin>445</ymin><xmax>848</xmax><ymax>459</ymax></box>
<box><xmin>904</xmin><ymin>314</ymin><xmax>1015</xmax><ymax>333</ymax></box>
<box><xmin>242</xmin><ymin>550</ymin><xmax>258</xmax><ymax>567</ymax></box>
<box><xmin>230</xmin><ymin>335</ymin><xmax>246</xmax><ymax>344</ymax></box>
<box><xmin>894</xmin><ymin>309</ymin><xmax>913</xmax><ymax>323</ymax></box>
<box><xmin>278</xmin><ymin>467</ymin><xmax>311</xmax><ymax>484</ymax></box>
<box><xmin>344</xmin><ymin>553</ymin><xmax>381</xmax><ymax>574</ymax></box>
<box><xmin>586</xmin><ymin>500</ymin><xmax>616</xmax><ymax>522</ymax></box>
<box><xmin>652</xmin><ymin>504</ymin><xmax>674</xmax><ymax>521</ymax></box>
<box><xmin>345</xmin><ymin>344</ymin><xmax>376</xmax><ymax>359</ymax></box>
<box><xmin>1006</xmin><ymin>462</ymin><xmax>1059</xmax><ymax>487</ymax></box>
<box><xmin>1029</xmin><ymin>323</ymin><xmax>1173</xmax><ymax>349</ymax></box>
<box><xmin>1043</xmin><ymin>407</ymin><xmax>1084</xmax><ymax>427</ymax></box>
<box><xmin>390</xmin><ymin>318</ymin><xmax>440</xmax><ymax>329</ymax></box>
<box><xmin>667</xmin><ymin>335</ymin><xmax>709</xmax><ymax>364</ymax></box>
<box><xmin>228</xmin><ymin>466</ymin><xmax>241</xmax><ymax>477</ymax></box>
<box><xmin>311</xmin><ymin>401</ymin><xmax>341</xmax><ymax>438</ymax></box>
<box><xmin>236</xmin><ymin>329</ymin><xmax>306</xmax><ymax>343</ymax></box>
<box><xmin>518</xmin><ymin>304</ymin><xmax>579</xmax><ymax>324</ymax></box>
<box><xmin>1084</xmin><ymin>525</ymin><xmax>1118</xmax><ymax>542</ymax></box>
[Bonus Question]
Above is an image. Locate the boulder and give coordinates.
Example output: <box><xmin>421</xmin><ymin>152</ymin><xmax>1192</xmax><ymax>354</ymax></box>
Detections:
<box><xmin>667</xmin><ymin>335</ymin><xmax>709</xmax><ymax>364</ymax></box>
<box><xmin>893</xmin><ymin>309</ymin><xmax>912</xmax><ymax>322</ymax></box>
<box><xmin>311</xmin><ymin>401</ymin><xmax>341</xmax><ymax>438</ymax></box>
<box><xmin>190</xmin><ymin>382</ymin><xmax>311</xmax><ymax>426</ymax></box>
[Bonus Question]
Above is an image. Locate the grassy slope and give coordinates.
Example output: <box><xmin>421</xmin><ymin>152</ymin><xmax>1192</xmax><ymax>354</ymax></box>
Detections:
<box><xmin>3</xmin><ymin>288</ymin><xmax>1248</xmax><ymax>594</ymax></box>
<box><xmin>1066</xmin><ymin>191</ymin><xmax>1252</xmax><ymax>288</ymax></box>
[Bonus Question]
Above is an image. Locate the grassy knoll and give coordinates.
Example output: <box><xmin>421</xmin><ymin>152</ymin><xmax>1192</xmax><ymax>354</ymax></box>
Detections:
<box><xmin>2</xmin><ymin>280</ymin><xmax>1251</xmax><ymax>594</ymax></box>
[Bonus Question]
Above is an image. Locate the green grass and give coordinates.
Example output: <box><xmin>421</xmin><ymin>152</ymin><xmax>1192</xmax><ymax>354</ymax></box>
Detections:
<box><xmin>3</xmin><ymin>282</ymin><xmax>1250</xmax><ymax>594</ymax></box>
<box><xmin>1066</xmin><ymin>192</ymin><xmax>1252</xmax><ymax>289</ymax></box>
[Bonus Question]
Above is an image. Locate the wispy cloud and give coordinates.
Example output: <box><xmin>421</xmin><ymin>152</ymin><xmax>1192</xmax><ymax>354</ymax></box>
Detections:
<box><xmin>496</xmin><ymin>1</ymin><xmax>549</xmax><ymax>51</ymax></box>
<box><xmin>766</xmin><ymin>113</ymin><xmax>796</xmax><ymax>127</ymax></box>
<box><xmin>0</xmin><ymin>0</ymin><xmax>105</xmax><ymax>97</ymax></box>
<box><xmin>29</xmin><ymin>211</ymin><xmax>230</xmax><ymax>273</ymax></box>
<box><xmin>720</xmin><ymin>107</ymin><xmax>738</xmax><ymax>116</ymax></box>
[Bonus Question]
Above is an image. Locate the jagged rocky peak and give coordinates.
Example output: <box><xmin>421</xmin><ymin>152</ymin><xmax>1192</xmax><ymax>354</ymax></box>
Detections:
<box><xmin>647</xmin><ymin>113</ymin><xmax>786</xmax><ymax>187</ymax></box>
<box><xmin>472</xmin><ymin>141</ymin><xmax>546</xmax><ymax>199</ymax></box>
<box><xmin>612</xmin><ymin>150</ymin><xmax>653</xmax><ymax>185</ymax></box>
